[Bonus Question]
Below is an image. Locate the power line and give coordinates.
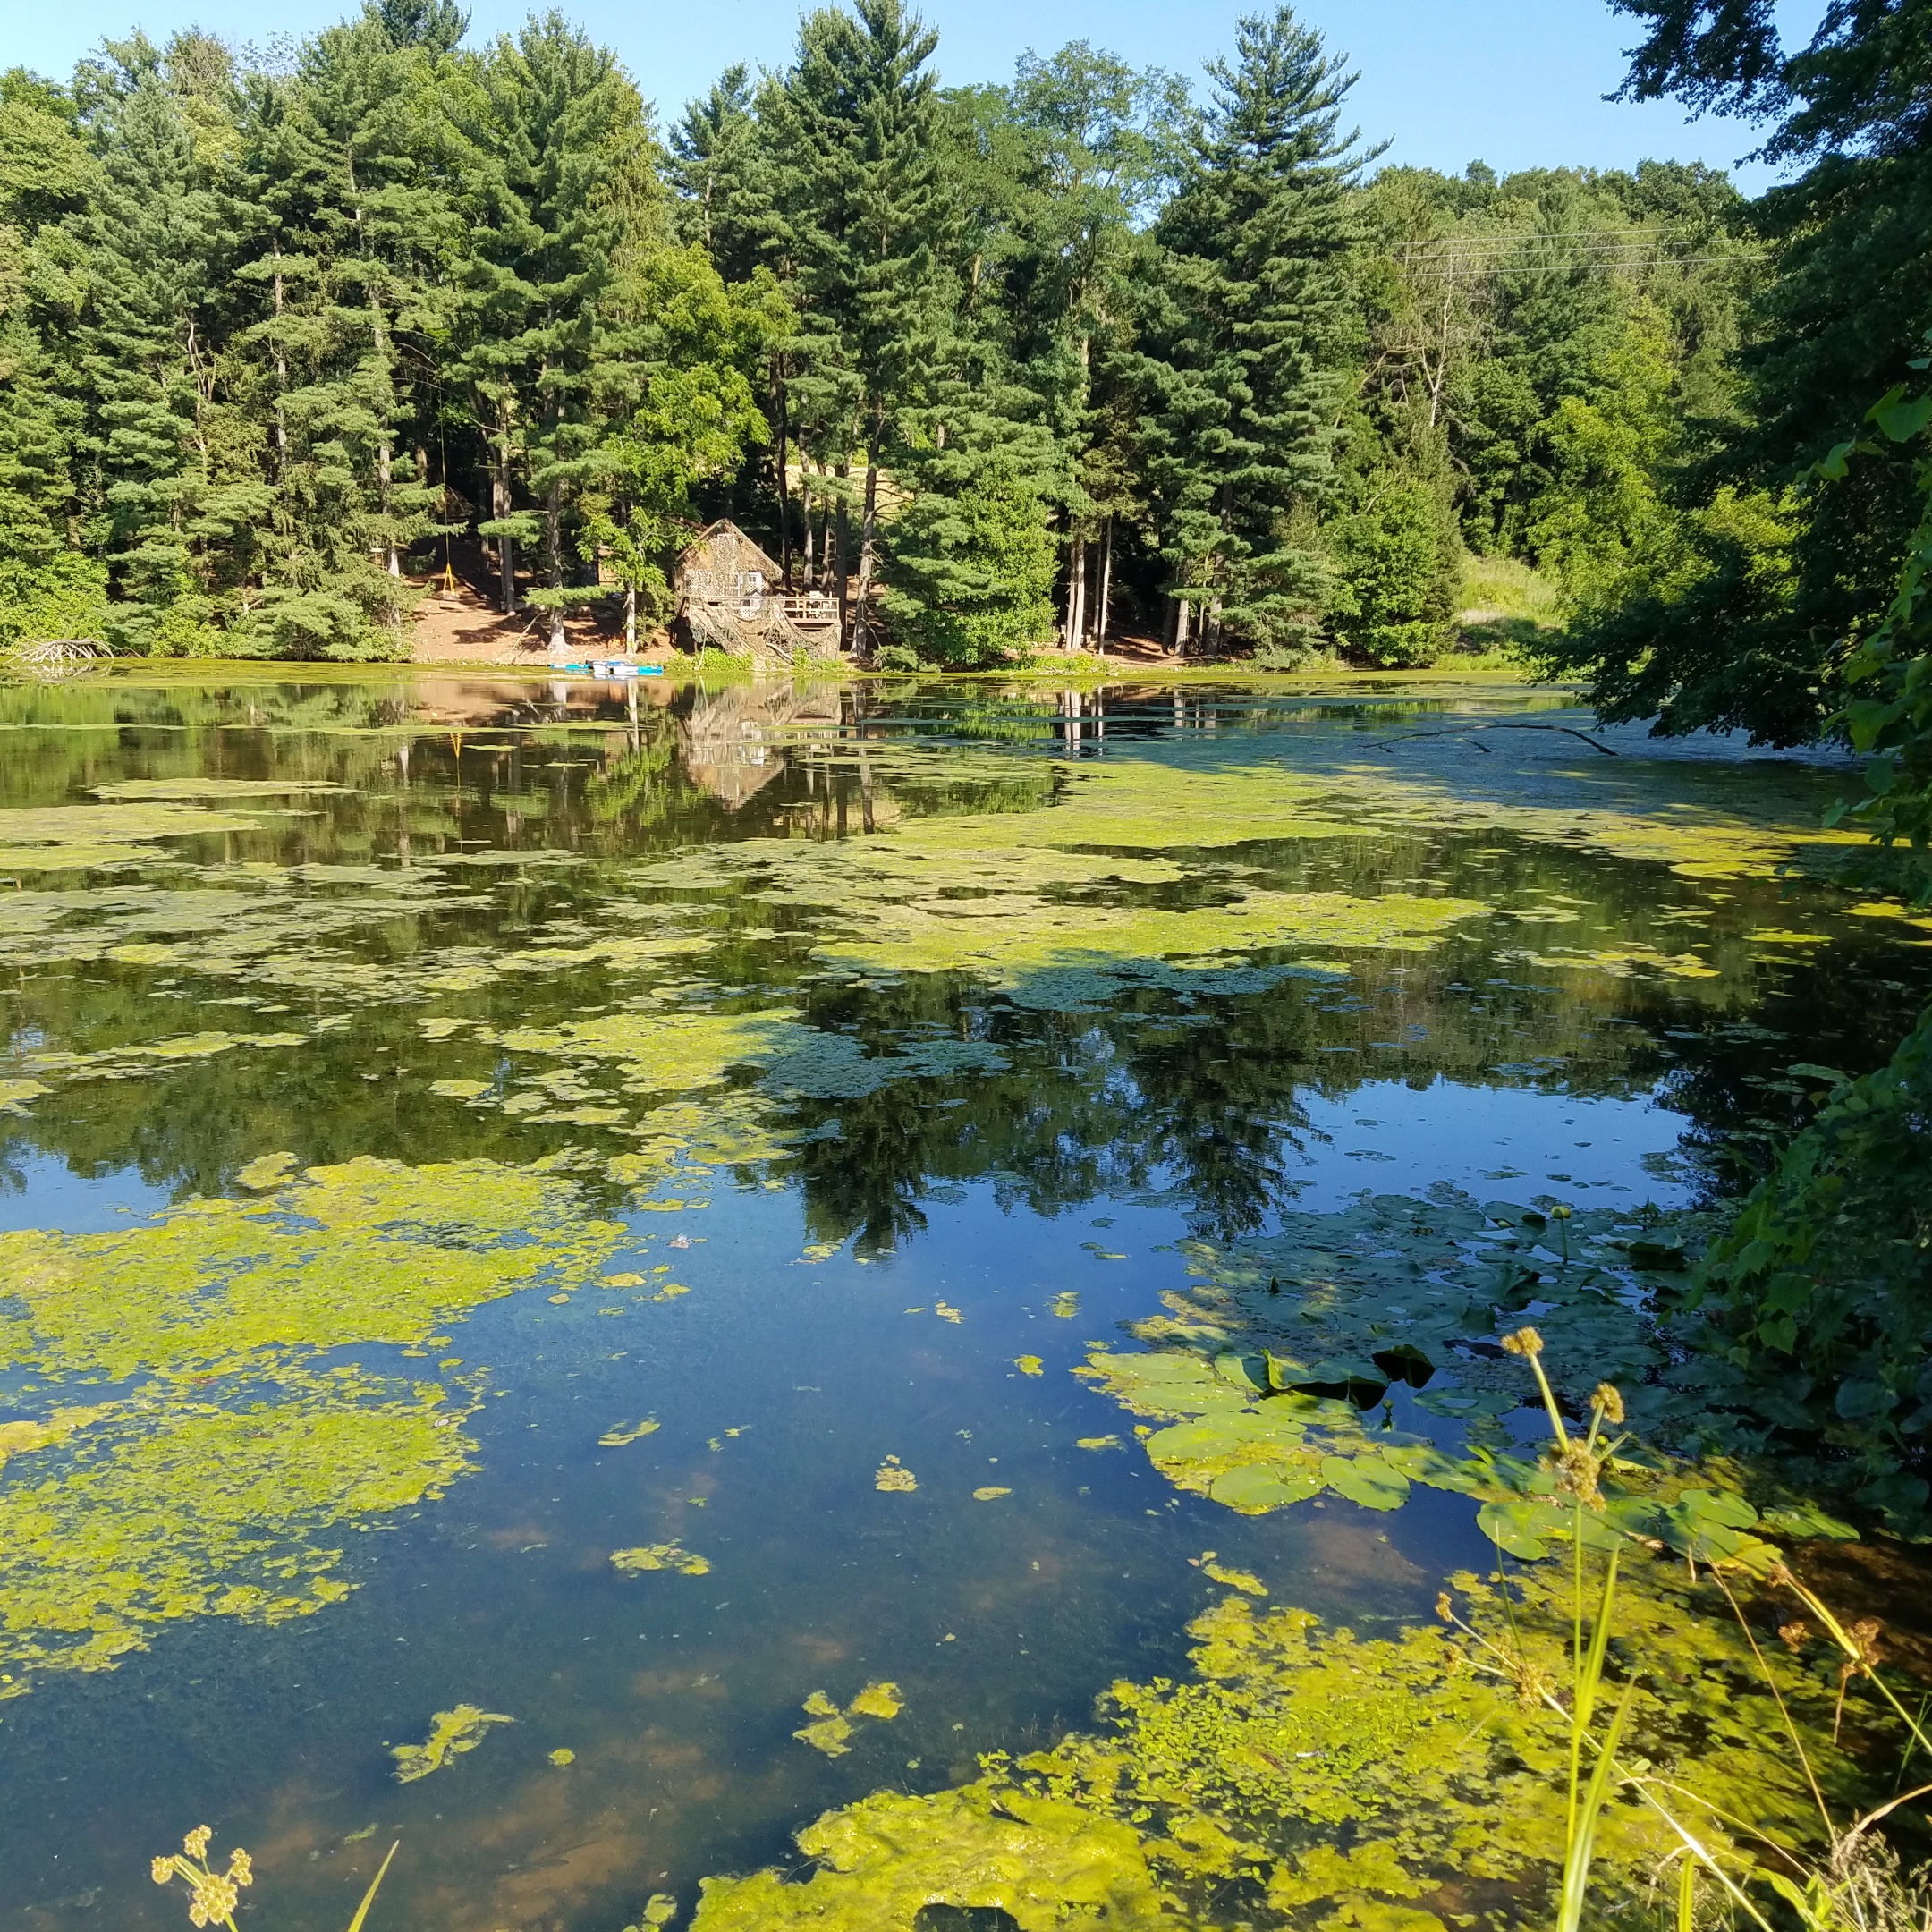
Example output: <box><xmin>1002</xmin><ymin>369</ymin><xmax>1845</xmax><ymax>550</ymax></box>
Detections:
<box><xmin>1392</xmin><ymin>248</ymin><xmax>1766</xmax><ymax>273</ymax></box>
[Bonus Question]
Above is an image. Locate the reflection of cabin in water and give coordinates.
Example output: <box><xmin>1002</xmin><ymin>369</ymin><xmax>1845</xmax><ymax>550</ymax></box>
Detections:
<box><xmin>678</xmin><ymin>682</ymin><xmax>845</xmax><ymax>809</ymax></box>
<box><xmin>674</xmin><ymin>521</ymin><xmax>842</xmax><ymax>661</ymax></box>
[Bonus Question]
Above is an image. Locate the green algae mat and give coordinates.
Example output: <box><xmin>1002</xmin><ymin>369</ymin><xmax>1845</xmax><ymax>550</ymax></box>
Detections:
<box><xmin>1</xmin><ymin>669</ymin><xmax>1928</xmax><ymax>1932</ymax></box>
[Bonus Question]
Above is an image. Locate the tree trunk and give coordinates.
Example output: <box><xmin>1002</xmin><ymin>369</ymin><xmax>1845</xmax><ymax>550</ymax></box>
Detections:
<box><xmin>835</xmin><ymin>459</ymin><xmax>851</xmax><ymax>646</ymax></box>
<box><xmin>1097</xmin><ymin>517</ymin><xmax>1114</xmax><ymax>647</ymax></box>
<box><xmin>1064</xmin><ymin>532</ymin><xmax>1087</xmax><ymax>651</ymax></box>
<box><xmin>624</xmin><ymin>581</ymin><xmax>636</xmax><ymax>653</ymax></box>
<box><xmin>495</xmin><ymin>436</ymin><xmax>515</xmax><ymax>615</ymax></box>
<box><xmin>805</xmin><ymin>462</ymin><xmax>818</xmax><ymax>587</ymax></box>
<box><xmin>545</xmin><ymin>479</ymin><xmax>564</xmax><ymax>654</ymax></box>
<box><xmin>271</xmin><ymin>267</ymin><xmax>288</xmax><ymax>478</ymax></box>
<box><xmin>1174</xmin><ymin>595</ymin><xmax>1191</xmax><ymax>657</ymax></box>
<box><xmin>774</xmin><ymin>360</ymin><xmax>792</xmax><ymax>589</ymax></box>
<box><xmin>852</xmin><ymin>419</ymin><xmax>881</xmax><ymax>658</ymax></box>
<box><xmin>378</xmin><ymin>440</ymin><xmax>398</xmax><ymax>576</ymax></box>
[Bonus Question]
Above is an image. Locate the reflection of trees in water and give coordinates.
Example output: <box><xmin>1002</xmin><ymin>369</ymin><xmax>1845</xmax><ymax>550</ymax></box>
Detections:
<box><xmin>1651</xmin><ymin>962</ymin><xmax>1929</xmax><ymax>1202</ymax></box>
<box><xmin>12</xmin><ymin>676</ymin><xmax>1932</xmax><ymax>1243</ymax></box>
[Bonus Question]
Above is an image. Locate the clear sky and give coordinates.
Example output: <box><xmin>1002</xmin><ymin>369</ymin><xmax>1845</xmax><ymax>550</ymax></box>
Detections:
<box><xmin>3</xmin><ymin>0</ymin><xmax>1826</xmax><ymax>195</ymax></box>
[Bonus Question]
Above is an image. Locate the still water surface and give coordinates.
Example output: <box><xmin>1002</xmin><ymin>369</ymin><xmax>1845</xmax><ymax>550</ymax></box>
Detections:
<box><xmin>1</xmin><ymin>672</ymin><xmax>1924</xmax><ymax>1931</ymax></box>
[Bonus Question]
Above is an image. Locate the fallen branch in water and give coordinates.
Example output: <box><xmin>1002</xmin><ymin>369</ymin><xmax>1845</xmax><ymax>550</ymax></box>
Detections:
<box><xmin>1371</xmin><ymin>724</ymin><xmax>1619</xmax><ymax>756</ymax></box>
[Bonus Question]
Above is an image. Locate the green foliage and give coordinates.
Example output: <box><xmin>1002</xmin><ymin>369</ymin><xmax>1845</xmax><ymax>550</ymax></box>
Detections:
<box><xmin>880</xmin><ymin>452</ymin><xmax>1058</xmax><ymax>666</ymax></box>
<box><xmin>1324</xmin><ymin>476</ymin><xmax>1460</xmax><ymax>666</ymax></box>
<box><xmin>1133</xmin><ymin>6</ymin><xmax>1360</xmax><ymax>650</ymax></box>
<box><xmin>1558</xmin><ymin>0</ymin><xmax>1932</xmax><ymax>742</ymax></box>
<box><xmin>691</xmin><ymin>1540</ymin><xmax>1895</xmax><ymax>1930</ymax></box>
<box><xmin>1832</xmin><ymin>366</ymin><xmax>1932</xmax><ymax>871</ymax></box>
<box><xmin>1692</xmin><ymin>1017</ymin><xmax>1932</xmax><ymax>1525</ymax></box>
<box><xmin>1684</xmin><ymin>376</ymin><xmax>1932</xmax><ymax>1529</ymax></box>
<box><xmin>760</xmin><ymin>0</ymin><xmax>952</xmax><ymax>654</ymax></box>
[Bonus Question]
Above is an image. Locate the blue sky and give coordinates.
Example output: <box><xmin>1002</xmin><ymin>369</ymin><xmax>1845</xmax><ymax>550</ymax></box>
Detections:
<box><xmin>4</xmin><ymin>0</ymin><xmax>1826</xmax><ymax>193</ymax></box>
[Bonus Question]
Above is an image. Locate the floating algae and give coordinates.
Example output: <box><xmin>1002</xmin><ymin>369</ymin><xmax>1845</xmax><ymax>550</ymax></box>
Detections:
<box><xmin>611</xmin><ymin>1544</ymin><xmax>711</xmax><ymax>1576</ymax></box>
<box><xmin>0</xmin><ymin>1155</ymin><xmax>625</xmax><ymax>1693</ymax></box>
<box><xmin>0</xmin><ymin>1078</ymin><xmax>48</xmax><ymax>1114</ymax></box>
<box><xmin>5</xmin><ymin>674</ymin><xmax>1928</xmax><ymax>1919</ymax></box>
<box><xmin>89</xmin><ymin>779</ymin><xmax>357</xmax><ymax>800</ymax></box>
<box><xmin>391</xmin><ymin>1705</ymin><xmax>514</xmax><ymax>1783</ymax></box>
<box><xmin>874</xmin><ymin>1456</ymin><xmax>918</xmax><ymax>1492</ymax></box>
<box><xmin>619</xmin><ymin>741</ymin><xmax>1877</xmax><ymax>1016</ymax></box>
<box><xmin>793</xmin><ymin>1690</ymin><xmax>854</xmax><ymax>1758</ymax></box>
<box><xmin>0</xmin><ymin>1373</ymin><xmax>474</xmax><ymax>1690</ymax></box>
<box><xmin>847</xmin><ymin>1681</ymin><xmax>904</xmax><ymax>1720</ymax></box>
<box><xmin>697</xmin><ymin>1549</ymin><xmax>1881</xmax><ymax>1931</ymax></box>
<box><xmin>598</xmin><ymin>1419</ymin><xmax>660</xmax><ymax>1446</ymax></box>
<box><xmin>13</xmin><ymin>1029</ymin><xmax>309</xmax><ymax>1087</ymax></box>
<box><xmin>476</xmin><ymin>1007</ymin><xmax>1009</xmax><ymax>1108</ymax></box>
<box><xmin>0</xmin><ymin>1403</ymin><xmax>114</xmax><ymax>1472</ymax></box>
<box><xmin>1196</xmin><ymin>1558</ymin><xmax>1267</xmax><ymax>1596</ymax></box>
<box><xmin>794</xmin><ymin>1681</ymin><xmax>905</xmax><ymax>1755</ymax></box>
<box><xmin>0</xmin><ymin>801</ymin><xmax>284</xmax><ymax>870</ymax></box>
<box><xmin>0</xmin><ymin>1155</ymin><xmax>627</xmax><ymax>1379</ymax></box>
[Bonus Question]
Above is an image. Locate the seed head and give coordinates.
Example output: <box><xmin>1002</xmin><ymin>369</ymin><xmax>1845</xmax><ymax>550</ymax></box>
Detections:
<box><xmin>186</xmin><ymin>1872</ymin><xmax>238</xmax><ymax>1929</ymax></box>
<box><xmin>153</xmin><ymin>1859</ymin><xmax>174</xmax><ymax>1885</ymax></box>
<box><xmin>1436</xmin><ymin>1592</ymin><xmax>1453</xmax><ymax>1623</ymax></box>
<box><xmin>1501</xmin><ymin>1326</ymin><xmax>1544</xmax><ymax>1357</ymax></box>
<box><xmin>1851</xmin><ymin>1618</ymin><xmax>1884</xmax><ymax>1670</ymax></box>
<box><xmin>183</xmin><ymin>1827</ymin><xmax>212</xmax><ymax>1862</ymax></box>
<box><xmin>1555</xmin><ymin>1439</ymin><xmax>1606</xmax><ymax>1509</ymax></box>
<box><xmin>1591</xmin><ymin>1383</ymin><xmax>1624</xmax><ymax>1425</ymax></box>
<box><xmin>1778</xmin><ymin>1621</ymin><xmax>1810</xmax><ymax>1653</ymax></box>
<box><xmin>226</xmin><ymin>1850</ymin><xmax>253</xmax><ymax>1889</ymax></box>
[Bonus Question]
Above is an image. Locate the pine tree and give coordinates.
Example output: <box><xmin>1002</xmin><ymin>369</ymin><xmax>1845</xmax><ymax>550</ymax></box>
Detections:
<box><xmin>1134</xmin><ymin>4</ymin><xmax>1362</xmax><ymax>650</ymax></box>
<box><xmin>767</xmin><ymin>0</ymin><xmax>952</xmax><ymax>653</ymax></box>
<box><xmin>71</xmin><ymin>35</ymin><xmax>261</xmax><ymax>654</ymax></box>
<box><xmin>879</xmin><ymin>450</ymin><xmax>1056</xmax><ymax>665</ymax></box>
<box><xmin>991</xmin><ymin>47</ymin><xmax>1182</xmax><ymax>646</ymax></box>
<box><xmin>223</xmin><ymin>8</ymin><xmax>459</xmax><ymax>655</ymax></box>
<box><xmin>0</xmin><ymin>71</ymin><xmax>106</xmax><ymax>647</ymax></box>
<box><xmin>452</xmin><ymin>14</ymin><xmax>656</xmax><ymax>646</ymax></box>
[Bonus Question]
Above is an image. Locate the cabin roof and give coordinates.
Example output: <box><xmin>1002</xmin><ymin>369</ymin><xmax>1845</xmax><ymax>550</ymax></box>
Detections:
<box><xmin>674</xmin><ymin>520</ymin><xmax>784</xmax><ymax>594</ymax></box>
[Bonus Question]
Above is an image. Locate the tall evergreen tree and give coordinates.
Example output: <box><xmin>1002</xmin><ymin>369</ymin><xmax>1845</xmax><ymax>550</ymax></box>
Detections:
<box><xmin>766</xmin><ymin>0</ymin><xmax>952</xmax><ymax>653</ymax></box>
<box><xmin>222</xmin><ymin>11</ymin><xmax>457</xmax><ymax>654</ymax></box>
<box><xmin>0</xmin><ymin>71</ymin><xmax>104</xmax><ymax>647</ymax></box>
<box><xmin>71</xmin><ymin>36</ymin><xmax>263</xmax><ymax>654</ymax></box>
<box><xmin>452</xmin><ymin>13</ymin><xmax>657</xmax><ymax>643</ymax></box>
<box><xmin>1134</xmin><ymin>4</ymin><xmax>1362</xmax><ymax>651</ymax></box>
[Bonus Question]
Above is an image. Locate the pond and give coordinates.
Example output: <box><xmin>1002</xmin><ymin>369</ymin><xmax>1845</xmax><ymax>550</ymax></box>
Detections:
<box><xmin>3</xmin><ymin>669</ymin><xmax>1928</xmax><ymax>1932</ymax></box>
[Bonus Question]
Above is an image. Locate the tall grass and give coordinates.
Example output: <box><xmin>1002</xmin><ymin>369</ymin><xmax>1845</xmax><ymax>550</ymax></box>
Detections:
<box><xmin>1450</xmin><ymin>1328</ymin><xmax>1932</xmax><ymax>1931</ymax></box>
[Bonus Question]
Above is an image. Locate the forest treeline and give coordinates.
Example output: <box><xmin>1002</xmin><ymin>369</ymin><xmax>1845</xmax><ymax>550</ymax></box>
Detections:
<box><xmin>0</xmin><ymin>0</ymin><xmax>1925</xmax><ymax>722</ymax></box>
